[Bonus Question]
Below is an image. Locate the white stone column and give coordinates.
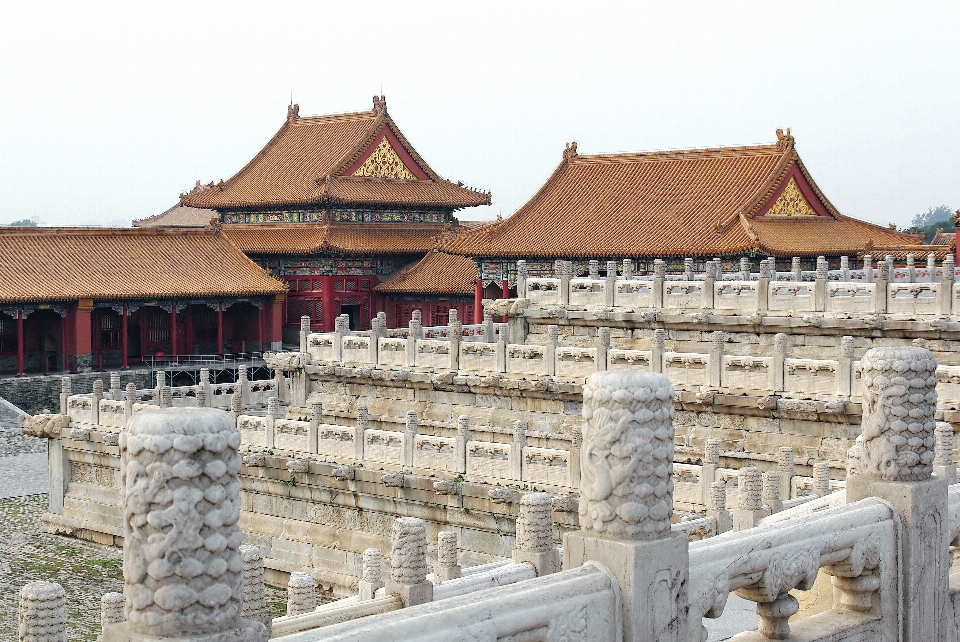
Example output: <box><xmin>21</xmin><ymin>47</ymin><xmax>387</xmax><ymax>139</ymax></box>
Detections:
<box><xmin>739</xmin><ymin>257</ymin><xmax>750</xmax><ymax>281</ymax></box>
<box><xmin>230</xmin><ymin>393</ymin><xmax>242</xmax><ymax>425</ymax></box>
<box><xmin>837</xmin><ymin>335</ymin><xmax>854</xmax><ymax>397</ymax></box>
<box><xmin>92</xmin><ymin>379</ymin><xmax>103</xmax><ymax>426</ymax></box>
<box><xmin>448</xmin><ymin>313</ymin><xmax>462</xmax><ymax>371</ymax></box>
<box><xmin>106</xmin><ymin>407</ymin><xmax>265</xmax><ymax>642</ymax></box>
<box><xmin>652</xmin><ymin>259</ymin><xmax>665</xmax><ymax>308</ymax></box>
<box><xmin>563</xmin><ymin>370</ymin><xmax>688</xmax><ymax>642</ymax></box>
<box><xmin>708</xmin><ymin>331</ymin><xmax>724</xmax><ymax>388</ymax></box>
<box><xmin>299</xmin><ymin>315</ymin><xmax>311</xmax><ymax>355</ymax></box>
<box><xmin>702</xmin><ymin>260</ymin><xmax>716</xmax><ymax>310</ymax></box>
<box><xmin>761</xmin><ymin>470</ymin><xmax>782</xmax><ymax>513</ymax></box>
<box><xmin>814</xmin><ymin>256</ymin><xmax>828</xmax><ymax>312</ymax></box>
<box><xmin>605</xmin><ymin>260</ymin><xmax>618</xmax><ymax>306</ymax></box>
<box><xmin>863</xmin><ymin>254</ymin><xmax>873</xmax><ymax>283</ymax></box>
<box><xmin>19</xmin><ymin>580</ymin><xmax>66</xmax><ymax>642</ymax></box>
<box><xmin>354</xmin><ymin>405</ymin><xmax>368</xmax><ymax>462</ymax></box>
<box><xmin>495</xmin><ymin>327</ymin><xmax>507</xmax><ymax>373</ymax></box>
<box><xmin>934</xmin><ymin>422</ymin><xmax>957</xmax><ymax>483</ymax></box>
<box><xmin>158</xmin><ymin>385</ymin><xmax>172</xmax><ymax>409</ymax></box>
<box><xmin>404</xmin><ymin>410</ymin><xmax>418</xmax><ymax>470</ymax></box>
<box><xmin>791</xmin><ymin>256</ymin><xmax>802</xmax><ymax>283</ymax></box>
<box><xmin>405</xmin><ymin>313</ymin><xmax>421</xmax><ymax>368</ymax></box>
<box><xmin>812</xmin><ymin>461</ymin><xmax>831</xmax><ymax>496</ymax></box>
<box><xmin>100</xmin><ymin>592</ymin><xmax>125</xmax><ymax>637</ymax></box>
<box><xmin>770</xmin><ymin>333</ymin><xmax>787</xmax><ymax>392</ymax></box>
<box><xmin>385</xmin><ymin>517</ymin><xmax>433</xmax><ymax>606</ymax></box>
<box><xmin>623</xmin><ymin>258</ymin><xmax>635</xmax><ymax>281</ymax></box>
<box><xmin>706</xmin><ymin>481</ymin><xmax>732</xmax><ymax>534</ymax></box>
<box><xmin>434</xmin><ymin>531</ymin><xmax>462</xmax><ymax>582</ymax></box>
<box><xmin>846</xmin><ymin>345</ymin><xmax>947</xmax><ymax>642</ymax></box>
<box><xmin>651</xmin><ymin>328</ymin><xmax>665</xmax><ymax>374</ymax></box>
<box><xmin>124</xmin><ymin>383</ymin><xmax>135</xmax><ymax>425</ymax></box>
<box><xmin>358</xmin><ymin>548</ymin><xmax>384</xmax><ymax>600</ymax></box>
<box><xmin>195</xmin><ymin>386</ymin><xmax>207</xmax><ymax>408</ymax></box>
<box><xmin>568</xmin><ymin>427</ymin><xmax>581</xmax><ymax>488</ymax></box>
<box><xmin>906</xmin><ymin>253</ymin><xmax>916</xmax><ymax>282</ymax></box>
<box><xmin>199</xmin><ymin>368</ymin><xmax>212</xmax><ymax>406</ymax></box>
<box><xmin>873</xmin><ymin>260</ymin><xmax>889</xmax><ymax>313</ymax></box>
<box><xmin>683</xmin><ymin>258</ymin><xmax>693</xmax><ymax>282</ymax></box>
<box><xmin>265</xmin><ymin>397</ymin><xmax>279</xmax><ymax>450</ymax></box>
<box><xmin>544</xmin><ymin>325</ymin><xmax>558</xmax><ymax>376</ymax></box>
<box><xmin>456</xmin><ymin>415</ymin><xmax>469</xmax><ymax>474</ymax></box>
<box><xmin>59</xmin><ymin>377</ymin><xmax>71</xmax><ymax>416</ymax></box>
<box><xmin>516</xmin><ymin>260</ymin><xmax>528</xmax><ymax>299</ymax></box>
<box><xmin>512</xmin><ymin>492</ymin><xmax>559</xmax><ymax>576</ymax></box>
<box><xmin>109</xmin><ymin>372</ymin><xmax>122</xmax><ymax>401</ymax></box>
<box><xmin>701</xmin><ymin>438</ymin><xmax>720</xmax><ymax>505</ymax></box>
<box><xmin>482</xmin><ymin>313</ymin><xmax>494</xmax><ymax>343</ymax></box>
<box><xmin>308</xmin><ymin>400</ymin><xmax>322</xmax><ymax>455</ymax></box>
<box><xmin>557</xmin><ymin>260</ymin><xmax>572</xmax><ymax>306</ymax></box>
<box><xmin>941</xmin><ymin>255</ymin><xmax>955</xmax><ymax>315</ymax></box>
<box><xmin>732</xmin><ymin>466</ymin><xmax>769</xmax><ymax>530</ymax></box>
<box><xmin>840</xmin><ymin>255</ymin><xmax>850</xmax><ymax>281</ymax></box>
<box><xmin>756</xmin><ymin>259</ymin><xmax>770</xmax><ymax>311</ymax></box>
<box><xmin>240</xmin><ymin>545</ymin><xmax>270</xmax><ymax>634</ymax></box>
<box><xmin>334</xmin><ymin>315</ymin><xmax>349</xmax><ymax>364</ymax></box>
<box><xmin>927</xmin><ymin>253</ymin><xmax>936</xmax><ymax>282</ymax></box>
<box><xmin>286</xmin><ymin>572</ymin><xmax>316</xmax><ymax>616</ymax></box>
<box><xmin>510</xmin><ymin>420</ymin><xmax>526</xmax><ymax>481</ymax></box>
<box><xmin>596</xmin><ymin>327</ymin><xmax>610</xmax><ymax>372</ymax></box>
<box><xmin>237</xmin><ymin>365</ymin><xmax>250</xmax><ymax>407</ymax></box>
<box><xmin>777</xmin><ymin>446</ymin><xmax>795</xmax><ymax>500</ymax></box>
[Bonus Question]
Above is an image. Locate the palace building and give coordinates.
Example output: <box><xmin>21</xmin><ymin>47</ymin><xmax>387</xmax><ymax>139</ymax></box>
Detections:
<box><xmin>442</xmin><ymin>130</ymin><xmax>938</xmax><ymax>321</ymax></box>
<box><xmin>0</xmin><ymin>226</ymin><xmax>285</xmax><ymax>375</ymax></box>
<box><xmin>168</xmin><ymin>97</ymin><xmax>490</xmax><ymax>338</ymax></box>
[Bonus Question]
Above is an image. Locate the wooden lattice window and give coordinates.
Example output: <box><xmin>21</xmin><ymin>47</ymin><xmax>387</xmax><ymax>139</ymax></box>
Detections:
<box><xmin>100</xmin><ymin>315</ymin><xmax>120</xmax><ymax>348</ymax></box>
<box><xmin>148</xmin><ymin>311</ymin><xmax>170</xmax><ymax>344</ymax></box>
<box><xmin>0</xmin><ymin>318</ymin><xmax>16</xmax><ymax>353</ymax></box>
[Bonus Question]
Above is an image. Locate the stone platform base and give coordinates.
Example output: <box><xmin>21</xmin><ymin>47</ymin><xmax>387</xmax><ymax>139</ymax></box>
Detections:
<box><xmin>103</xmin><ymin>620</ymin><xmax>268</xmax><ymax>642</ymax></box>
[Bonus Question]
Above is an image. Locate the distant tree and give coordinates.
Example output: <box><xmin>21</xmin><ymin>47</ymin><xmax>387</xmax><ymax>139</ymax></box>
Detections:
<box><xmin>8</xmin><ymin>218</ymin><xmax>37</xmax><ymax>226</ymax></box>
<box><xmin>910</xmin><ymin>205</ymin><xmax>953</xmax><ymax>229</ymax></box>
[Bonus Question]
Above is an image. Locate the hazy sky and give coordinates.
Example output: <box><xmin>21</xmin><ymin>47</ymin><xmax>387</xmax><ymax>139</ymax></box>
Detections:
<box><xmin>1</xmin><ymin>1</ymin><xmax>957</xmax><ymax>228</ymax></box>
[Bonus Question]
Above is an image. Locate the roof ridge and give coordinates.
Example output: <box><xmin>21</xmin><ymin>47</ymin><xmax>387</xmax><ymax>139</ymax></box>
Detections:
<box><xmin>569</xmin><ymin>143</ymin><xmax>783</xmax><ymax>164</ymax></box>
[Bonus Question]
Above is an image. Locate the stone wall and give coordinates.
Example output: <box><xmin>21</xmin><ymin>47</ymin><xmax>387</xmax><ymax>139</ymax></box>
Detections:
<box><xmin>0</xmin><ymin>370</ymin><xmax>150</xmax><ymax>414</ymax></box>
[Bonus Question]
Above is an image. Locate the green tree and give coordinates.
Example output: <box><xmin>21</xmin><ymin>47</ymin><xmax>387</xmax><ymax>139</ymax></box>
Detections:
<box><xmin>8</xmin><ymin>218</ymin><xmax>37</xmax><ymax>226</ymax></box>
<box><xmin>905</xmin><ymin>205</ymin><xmax>955</xmax><ymax>243</ymax></box>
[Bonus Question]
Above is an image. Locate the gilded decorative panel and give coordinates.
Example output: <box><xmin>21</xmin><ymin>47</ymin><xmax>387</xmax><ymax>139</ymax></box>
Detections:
<box><xmin>352</xmin><ymin>137</ymin><xmax>417</xmax><ymax>181</ymax></box>
<box><xmin>765</xmin><ymin>177</ymin><xmax>818</xmax><ymax>217</ymax></box>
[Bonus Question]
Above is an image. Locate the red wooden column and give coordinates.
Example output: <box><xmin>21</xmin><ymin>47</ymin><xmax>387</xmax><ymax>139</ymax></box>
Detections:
<box><xmin>170</xmin><ymin>304</ymin><xmax>178</xmax><ymax>356</ymax></box>
<box><xmin>216</xmin><ymin>303</ymin><xmax>224</xmax><ymax>358</ymax></box>
<box><xmin>16</xmin><ymin>310</ymin><xmax>24</xmax><ymax>375</ymax></box>
<box><xmin>120</xmin><ymin>306</ymin><xmax>129</xmax><ymax>369</ymax></box>
<box><xmin>502</xmin><ymin>279</ymin><xmax>510</xmax><ymax>299</ymax></box>
<box><xmin>258</xmin><ymin>304</ymin><xmax>266</xmax><ymax>353</ymax></box>
<box><xmin>271</xmin><ymin>294</ymin><xmax>284</xmax><ymax>349</ymax></box>
<box><xmin>322</xmin><ymin>277</ymin><xmax>334</xmax><ymax>332</ymax></box>
<box><xmin>473</xmin><ymin>280</ymin><xmax>483</xmax><ymax>324</ymax></box>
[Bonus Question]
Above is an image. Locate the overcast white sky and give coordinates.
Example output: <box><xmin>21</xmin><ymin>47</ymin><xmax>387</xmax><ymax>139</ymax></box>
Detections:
<box><xmin>0</xmin><ymin>1</ymin><xmax>957</xmax><ymax>227</ymax></box>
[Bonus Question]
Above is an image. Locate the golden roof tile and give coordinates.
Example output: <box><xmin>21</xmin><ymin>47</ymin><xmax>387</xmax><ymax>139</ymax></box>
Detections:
<box><xmin>375</xmin><ymin>251</ymin><xmax>477</xmax><ymax>295</ymax></box>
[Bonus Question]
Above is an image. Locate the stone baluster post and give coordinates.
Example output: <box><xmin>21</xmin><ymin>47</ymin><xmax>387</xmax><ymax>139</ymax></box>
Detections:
<box><xmin>333</xmin><ymin>314</ymin><xmax>349</xmax><ymax>364</ymax></box>
<box><xmin>702</xmin><ymin>259</ymin><xmax>716</xmax><ymax>310</ymax></box>
<box><xmin>756</xmin><ymin>258</ymin><xmax>770</xmax><ymax>311</ymax></box>
<box><xmin>482</xmin><ymin>313</ymin><xmax>494</xmax><ymax>343</ymax></box>
<box><xmin>837</xmin><ymin>335</ymin><xmax>854</xmax><ymax>397</ymax></box>
<box><xmin>404</xmin><ymin>410</ymin><xmax>418</xmax><ymax>470</ymax></box>
<box><xmin>495</xmin><ymin>327</ymin><xmax>507</xmax><ymax>373</ymax></box>
<box><xmin>564</xmin><ymin>370</ymin><xmax>688</xmax><ymax>642</ymax></box>
<box><xmin>448</xmin><ymin>310</ymin><xmax>462</xmax><ymax>371</ymax></box>
<box><xmin>199</xmin><ymin>368</ymin><xmax>211</xmax><ymax>406</ymax></box>
<box><xmin>109</xmin><ymin>372</ymin><xmax>122</xmax><ymax>401</ymax></box>
<box><xmin>265</xmin><ymin>397</ymin><xmax>278</xmax><ymax>449</ymax></box>
<box><xmin>456</xmin><ymin>415</ymin><xmax>470</xmax><ymax>474</ymax></box>
<box><xmin>158</xmin><ymin>385</ymin><xmax>172</xmax><ymax>409</ymax></box>
<box><xmin>708</xmin><ymin>331</ymin><xmax>724</xmax><ymax>388</ymax></box>
<box><xmin>237</xmin><ymin>365</ymin><xmax>250</xmax><ymax>406</ymax></box>
<box><xmin>733</xmin><ymin>466</ymin><xmax>769</xmax><ymax>530</ymax></box>
<box><xmin>359</xmin><ymin>548</ymin><xmax>384</xmax><ymax>600</ymax></box>
<box><xmin>621</xmin><ymin>258</ymin><xmax>633</xmax><ymax>281</ymax></box>
<box><xmin>707</xmin><ymin>481</ymin><xmax>732</xmax><ymax>534</ymax></box>
<box><xmin>154</xmin><ymin>370</ymin><xmax>165</xmax><ymax>397</ymax></box>
<box><xmin>941</xmin><ymin>255</ymin><xmax>955</xmax><ymax>316</ymax></box>
<box><xmin>701</xmin><ymin>438</ymin><xmax>720</xmax><ymax>505</ymax></box>
<box><xmin>906</xmin><ymin>253</ymin><xmax>916</xmax><ymax>283</ymax></box>
<box><xmin>651</xmin><ymin>328</ymin><xmax>665</xmax><ymax>374</ymax></box>
<box><xmin>91</xmin><ymin>379</ymin><xmax>103</xmax><ymax>426</ymax></box>
<box><xmin>510</xmin><ymin>420</ymin><xmax>526</xmax><ymax>481</ymax></box>
<box><xmin>19</xmin><ymin>581</ymin><xmax>67</xmax><ymax>642</ymax></box>
<box><xmin>516</xmin><ymin>260</ymin><xmax>528</xmax><ymax>299</ymax></box>
<box><xmin>791</xmin><ymin>257</ymin><xmax>802</xmax><ymax>283</ymax></box>
<box><xmin>354</xmin><ymin>404</ymin><xmax>367</xmax><ymax>462</ymax></box>
<box><xmin>100</xmin><ymin>592</ymin><xmax>125</xmax><ymax>637</ymax></box>
<box><xmin>59</xmin><ymin>376</ymin><xmax>71</xmax><ymax>416</ymax></box>
<box><xmin>777</xmin><ymin>446</ymin><xmax>795</xmax><ymax>500</ymax></box>
<box><xmin>368</xmin><ymin>316</ymin><xmax>383</xmax><ymax>366</ymax></box>
<box><xmin>596</xmin><ymin>327</ymin><xmax>610</xmax><ymax>372</ymax></box>
<box><xmin>605</xmin><ymin>260</ymin><xmax>618</xmax><ymax>306</ymax></box>
<box><xmin>240</xmin><ymin>545</ymin><xmax>270</xmax><ymax>634</ymax></box>
<box><xmin>107</xmin><ymin>408</ymin><xmax>266</xmax><ymax>641</ymax></box>
<box><xmin>846</xmin><ymin>345</ymin><xmax>947</xmax><ymax>642</ymax></box>
<box><xmin>770</xmin><ymin>333</ymin><xmax>787</xmax><ymax>392</ymax></box>
<box><xmin>739</xmin><ymin>257</ymin><xmax>750</xmax><ymax>281</ymax></box>
<box><xmin>386</xmin><ymin>517</ymin><xmax>433</xmax><ymax>606</ymax></box>
<box><xmin>308</xmin><ymin>400</ymin><xmax>322</xmax><ymax>455</ymax></box>
<box><xmin>568</xmin><ymin>427</ymin><xmax>581</xmax><ymax>488</ymax></box>
<box><xmin>873</xmin><ymin>258</ymin><xmax>889</xmax><ymax>313</ymax></box>
<box><xmin>544</xmin><ymin>325</ymin><xmax>558</xmax><ymax>376</ymax></box>
<box><xmin>124</xmin><ymin>383</ymin><xmax>135</xmax><ymax>424</ymax></box>
<box><xmin>762</xmin><ymin>470</ymin><xmax>782</xmax><ymax>513</ymax></box>
<box><xmin>588</xmin><ymin>259</ymin><xmax>599</xmax><ymax>280</ymax></box>
<box><xmin>299</xmin><ymin>315</ymin><xmax>311</xmax><ymax>355</ymax></box>
<box><xmin>840</xmin><ymin>255</ymin><xmax>850</xmax><ymax>281</ymax></box>
<box><xmin>885</xmin><ymin>256</ymin><xmax>895</xmax><ymax>280</ymax></box>
<box><xmin>647</xmin><ymin>259</ymin><xmax>663</xmax><ymax>308</ymax></box>
<box><xmin>405</xmin><ymin>312</ymin><xmax>421</xmax><ymax>368</ymax></box>
<box><xmin>928</xmin><ymin>253</ymin><xmax>937</xmax><ymax>282</ymax></box>
<box><xmin>513</xmin><ymin>492</ymin><xmax>559</xmax><ymax>576</ymax></box>
<box><xmin>814</xmin><ymin>256</ymin><xmax>828</xmax><ymax>312</ymax></box>
<box><xmin>435</xmin><ymin>531</ymin><xmax>461</xmax><ymax>582</ymax></box>
<box><xmin>557</xmin><ymin>260</ymin><xmax>572</xmax><ymax>306</ymax></box>
<box><xmin>230</xmin><ymin>394</ymin><xmax>242</xmax><ymax>426</ymax></box>
<box><xmin>286</xmin><ymin>572</ymin><xmax>316</xmax><ymax>617</ymax></box>
<box><xmin>812</xmin><ymin>461</ymin><xmax>831</xmax><ymax>496</ymax></box>
<box><xmin>195</xmin><ymin>386</ymin><xmax>207</xmax><ymax>409</ymax></box>
<box><xmin>683</xmin><ymin>257</ymin><xmax>694</xmax><ymax>282</ymax></box>
<box><xmin>934</xmin><ymin>422</ymin><xmax>956</xmax><ymax>484</ymax></box>
<box><xmin>858</xmin><ymin>253</ymin><xmax>872</xmax><ymax>283</ymax></box>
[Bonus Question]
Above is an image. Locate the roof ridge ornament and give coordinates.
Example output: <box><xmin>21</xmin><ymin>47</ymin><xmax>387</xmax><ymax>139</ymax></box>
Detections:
<box><xmin>563</xmin><ymin>141</ymin><xmax>578</xmax><ymax>162</ymax></box>
<box><xmin>372</xmin><ymin>95</ymin><xmax>387</xmax><ymax>116</ymax></box>
<box><xmin>287</xmin><ymin>103</ymin><xmax>299</xmax><ymax>124</ymax></box>
<box><xmin>775</xmin><ymin>128</ymin><xmax>794</xmax><ymax>152</ymax></box>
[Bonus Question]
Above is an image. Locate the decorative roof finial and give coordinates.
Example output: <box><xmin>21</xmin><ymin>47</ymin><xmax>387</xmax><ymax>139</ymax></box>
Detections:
<box><xmin>563</xmin><ymin>141</ymin><xmax>578</xmax><ymax>161</ymax></box>
<box><xmin>207</xmin><ymin>216</ymin><xmax>222</xmax><ymax>234</ymax></box>
<box><xmin>953</xmin><ymin>209</ymin><xmax>960</xmax><ymax>227</ymax></box>
<box><xmin>775</xmin><ymin>127</ymin><xmax>794</xmax><ymax>152</ymax></box>
<box><xmin>372</xmin><ymin>95</ymin><xmax>387</xmax><ymax>116</ymax></box>
<box><xmin>287</xmin><ymin>103</ymin><xmax>299</xmax><ymax>124</ymax></box>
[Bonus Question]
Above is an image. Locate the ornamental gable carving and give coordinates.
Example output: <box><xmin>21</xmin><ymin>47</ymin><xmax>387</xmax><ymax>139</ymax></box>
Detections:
<box><xmin>352</xmin><ymin>137</ymin><xmax>417</xmax><ymax>181</ymax></box>
<box><xmin>764</xmin><ymin>177</ymin><xmax>818</xmax><ymax>218</ymax></box>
